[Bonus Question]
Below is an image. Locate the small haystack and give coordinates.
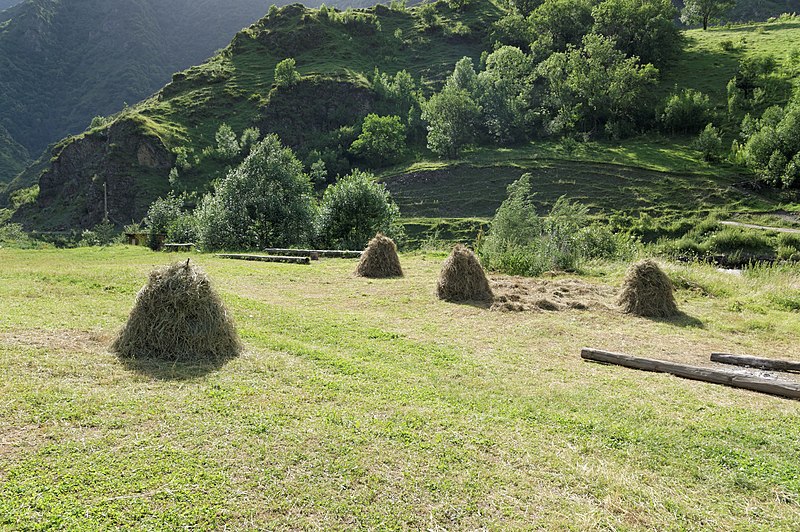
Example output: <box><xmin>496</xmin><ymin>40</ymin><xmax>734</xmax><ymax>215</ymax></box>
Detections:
<box><xmin>111</xmin><ymin>259</ymin><xmax>241</xmax><ymax>362</ymax></box>
<box><xmin>437</xmin><ymin>245</ymin><xmax>494</xmax><ymax>303</ymax></box>
<box><xmin>355</xmin><ymin>234</ymin><xmax>403</xmax><ymax>278</ymax></box>
<box><xmin>617</xmin><ymin>259</ymin><xmax>679</xmax><ymax>318</ymax></box>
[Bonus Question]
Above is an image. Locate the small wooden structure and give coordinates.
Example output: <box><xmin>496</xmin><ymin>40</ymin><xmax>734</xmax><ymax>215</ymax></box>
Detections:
<box><xmin>216</xmin><ymin>254</ymin><xmax>310</xmax><ymax>265</ymax></box>
<box><xmin>124</xmin><ymin>232</ymin><xmax>150</xmax><ymax>246</ymax></box>
<box><xmin>581</xmin><ymin>348</ymin><xmax>800</xmax><ymax>400</ymax></box>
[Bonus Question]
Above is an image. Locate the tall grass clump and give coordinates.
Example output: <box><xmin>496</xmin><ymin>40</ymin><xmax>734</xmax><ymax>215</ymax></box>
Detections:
<box><xmin>478</xmin><ymin>174</ymin><xmax>636</xmax><ymax>276</ymax></box>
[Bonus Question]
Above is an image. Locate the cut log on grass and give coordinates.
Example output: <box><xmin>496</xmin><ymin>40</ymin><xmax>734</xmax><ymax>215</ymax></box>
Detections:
<box><xmin>216</xmin><ymin>254</ymin><xmax>310</xmax><ymax>265</ymax></box>
<box><xmin>263</xmin><ymin>248</ymin><xmax>362</xmax><ymax>259</ymax></box>
<box><xmin>711</xmin><ymin>353</ymin><xmax>800</xmax><ymax>372</ymax></box>
<box><xmin>581</xmin><ymin>348</ymin><xmax>800</xmax><ymax>400</ymax></box>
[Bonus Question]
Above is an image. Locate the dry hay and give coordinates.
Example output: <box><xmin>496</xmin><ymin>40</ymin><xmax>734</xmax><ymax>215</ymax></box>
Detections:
<box><xmin>355</xmin><ymin>234</ymin><xmax>403</xmax><ymax>278</ymax></box>
<box><xmin>111</xmin><ymin>260</ymin><xmax>241</xmax><ymax>362</ymax></box>
<box><xmin>437</xmin><ymin>245</ymin><xmax>494</xmax><ymax>303</ymax></box>
<box><xmin>490</xmin><ymin>277</ymin><xmax>613</xmax><ymax>312</ymax></box>
<box><xmin>617</xmin><ymin>259</ymin><xmax>679</xmax><ymax>318</ymax></box>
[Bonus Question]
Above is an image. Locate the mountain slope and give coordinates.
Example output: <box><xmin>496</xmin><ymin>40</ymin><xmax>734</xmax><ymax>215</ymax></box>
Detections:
<box><xmin>0</xmin><ymin>0</ymin><xmax>364</xmax><ymax>184</ymax></box>
<box><xmin>12</xmin><ymin>2</ymin><xmax>500</xmax><ymax>229</ymax></box>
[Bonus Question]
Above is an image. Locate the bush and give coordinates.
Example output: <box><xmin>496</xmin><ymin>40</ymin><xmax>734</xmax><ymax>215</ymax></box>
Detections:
<box><xmin>275</xmin><ymin>58</ymin><xmax>300</xmax><ymax>87</ymax></box>
<box><xmin>196</xmin><ymin>134</ymin><xmax>316</xmax><ymax>251</ymax></box>
<box><xmin>215</xmin><ymin>123</ymin><xmax>240</xmax><ymax>160</ymax></box>
<box><xmin>660</xmin><ymin>89</ymin><xmax>712</xmax><ymax>134</ymax></box>
<box><xmin>166</xmin><ymin>214</ymin><xmax>199</xmax><ymax>244</ymax></box>
<box><xmin>478</xmin><ymin>174</ymin><xmax>598</xmax><ymax>275</ymax></box>
<box><xmin>145</xmin><ymin>194</ymin><xmax>183</xmax><ymax>250</ymax></box>
<box><xmin>79</xmin><ymin>220</ymin><xmax>117</xmax><ymax>247</ymax></box>
<box><xmin>315</xmin><ymin>170</ymin><xmax>403</xmax><ymax>250</ymax></box>
<box><xmin>349</xmin><ymin>114</ymin><xmax>406</xmax><ymax>166</ymax></box>
<box><xmin>694</xmin><ymin>123</ymin><xmax>723</xmax><ymax>161</ymax></box>
<box><xmin>708</xmin><ymin>227</ymin><xmax>771</xmax><ymax>254</ymax></box>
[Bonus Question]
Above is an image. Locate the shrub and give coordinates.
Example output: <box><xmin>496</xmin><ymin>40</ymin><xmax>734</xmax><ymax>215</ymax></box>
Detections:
<box><xmin>349</xmin><ymin>114</ymin><xmax>406</xmax><ymax>166</ymax></box>
<box><xmin>145</xmin><ymin>194</ymin><xmax>183</xmax><ymax>250</ymax></box>
<box><xmin>660</xmin><ymin>89</ymin><xmax>712</xmax><ymax>134</ymax></box>
<box><xmin>708</xmin><ymin>227</ymin><xmax>772</xmax><ymax>254</ymax></box>
<box><xmin>275</xmin><ymin>58</ymin><xmax>300</xmax><ymax>87</ymax></box>
<box><xmin>315</xmin><ymin>170</ymin><xmax>402</xmax><ymax>250</ymax></box>
<box><xmin>166</xmin><ymin>214</ymin><xmax>199</xmax><ymax>244</ymax></box>
<box><xmin>694</xmin><ymin>123</ymin><xmax>723</xmax><ymax>161</ymax></box>
<box><xmin>196</xmin><ymin>134</ymin><xmax>316</xmax><ymax>251</ymax></box>
<box><xmin>79</xmin><ymin>220</ymin><xmax>117</xmax><ymax>247</ymax></box>
<box><xmin>215</xmin><ymin>123</ymin><xmax>240</xmax><ymax>159</ymax></box>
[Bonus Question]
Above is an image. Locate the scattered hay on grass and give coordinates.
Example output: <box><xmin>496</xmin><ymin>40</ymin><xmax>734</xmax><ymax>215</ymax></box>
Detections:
<box><xmin>111</xmin><ymin>259</ymin><xmax>241</xmax><ymax>363</ymax></box>
<box><xmin>355</xmin><ymin>234</ymin><xmax>403</xmax><ymax>278</ymax></box>
<box><xmin>490</xmin><ymin>277</ymin><xmax>612</xmax><ymax>312</ymax></box>
<box><xmin>437</xmin><ymin>245</ymin><xmax>494</xmax><ymax>303</ymax></box>
<box><xmin>617</xmin><ymin>259</ymin><xmax>679</xmax><ymax>318</ymax></box>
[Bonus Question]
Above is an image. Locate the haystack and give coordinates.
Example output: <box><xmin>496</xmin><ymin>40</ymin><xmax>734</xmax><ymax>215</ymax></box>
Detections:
<box><xmin>111</xmin><ymin>259</ymin><xmax>241</xmax><ymax>362</ymax></box>
<box><xmin>437</xmin><ymin>245</ymin><xmax>494</xmax><ymax>303</ymax></box>
<box><xmin>617</xmin><ymin>259</ymin><xmax>679</xmax><ymax>318</ymax></box>
<box><xmin>355</xmin><ymin>233</ymin><xmax>403</xmax><ymax>278</ymax></box>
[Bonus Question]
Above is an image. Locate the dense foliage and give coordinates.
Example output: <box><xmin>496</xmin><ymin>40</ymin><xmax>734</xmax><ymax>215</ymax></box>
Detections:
<box><xmin>195</xmin><ymin>135</ymin><xmax>316</xmax><ymax>251</ymax></box>
<box><xmin>315</xmin><ymin>170</ymin><xmax>402</xmax><ymax>250</ymax></box>
<box><xmin>739</xmin><ymin>100</ymin><xmax>800</xmax><ymax>188</ymax></box>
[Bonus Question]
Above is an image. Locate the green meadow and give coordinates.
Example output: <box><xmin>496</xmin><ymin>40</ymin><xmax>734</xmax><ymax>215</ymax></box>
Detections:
<box><xmin>1</xmin><ymin>246</ymin><xmax>799</xmax><ymax>529</ymax></box>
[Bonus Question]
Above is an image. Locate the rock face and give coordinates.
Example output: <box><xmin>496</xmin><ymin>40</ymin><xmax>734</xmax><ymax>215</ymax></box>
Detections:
<box><xmin>14</xmin><ymin>119</ymin><xmax>173</xmax><ymax>230</ymax></box>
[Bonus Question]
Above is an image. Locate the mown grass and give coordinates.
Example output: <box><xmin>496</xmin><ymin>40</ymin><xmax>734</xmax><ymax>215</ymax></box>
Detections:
<box><xmin>1</xmin><ymin>246</ymin><xmax>799</xmax><ymax>529</ymax></box>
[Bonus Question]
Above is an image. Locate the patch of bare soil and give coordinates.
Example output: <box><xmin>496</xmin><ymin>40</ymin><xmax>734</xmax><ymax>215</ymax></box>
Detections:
<box><xmin>489</xmin><ymin>276</ymin><xmax>616</xmax><ymax>313</ymax></box>
<box><xmin>0</xmin><ymin>329</ymin><xmax>112</xmax><ymax>353</ymax></box>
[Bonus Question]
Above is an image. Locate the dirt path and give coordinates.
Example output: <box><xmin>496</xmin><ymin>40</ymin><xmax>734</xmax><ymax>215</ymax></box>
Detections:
<box><xmin>720</xmin><ymin>220</ymin><xmax>800</xmax><ymax>234</ymax></box>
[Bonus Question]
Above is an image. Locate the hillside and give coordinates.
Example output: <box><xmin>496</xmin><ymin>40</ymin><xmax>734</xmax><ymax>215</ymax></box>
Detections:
<box><xmin>0</xmin><ymin>0</ymin><xmax>374</xmax><ymax>185</ymax></box>
<box><xmin>0</xmin><ymin>0</ymin><xmax>21</xmax><ymax>11</ymax></box>
<box><xmin>11</xmin><ymin>1</ymin><xmax>501</xmax><ymax>229</ymax></box>
<box><xmin>10</xmin><ymin>3</ymin><xmax>800</xmax><ymax>232</ymax></box>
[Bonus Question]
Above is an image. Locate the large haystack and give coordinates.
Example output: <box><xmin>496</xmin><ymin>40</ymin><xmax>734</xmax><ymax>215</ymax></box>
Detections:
<box><xmin>617</xmin><ymin>259</ymin><xmax>679</xmax><ymax>318</ymax></box>
<box><xmin>355</xmin><ymin>234</ymin><xmax>403</xmax><ymax>278</ymax></box>
<box><xmin>437</xmin><ymin>245</ymin><xmax>494</xmax><ymax>303</ymax></box>
<box><xmin>111</xmin><ymin>260</ymin><xmax>241</xmax><ymax>362</ymax></box>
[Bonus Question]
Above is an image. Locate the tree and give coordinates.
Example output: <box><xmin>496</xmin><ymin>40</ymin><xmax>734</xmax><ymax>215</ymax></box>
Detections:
<box><xmin>592</xmin><ymin>0</ymin><xmax>680</xmax><ymax>66</ymax></box>
<box><xmin>145</xmin><ymin>193</ymin><xmax>183</xmax><ymax>250</ymax></box>
<box><xmin>660</xmin><ymin>89</ymin><xmax>713</xmax><ymax>134</ymax></box>
<box><xmin>694</xmin><ymin>123</ymin><xmax>723</xmax><ymax>161</ymax></box>
<box><xmin>195</xmin><ymin>134</ymin><xmax>316</xmax><ymax>251</ymax></box>
<box><xmin>422</xmin><ymin>87</ymin><xmax>480</xmax><ymax>157</ymax></box>
<box><xmin>681</xmin><ymin>0</ymin><xmax>735</xmax><ymax>30</ymax></box>
<box><xmin>315</xmin><ymin>170</ymin><xmax>402</xmax><ymax>249</ymax></box>
<box><xmin>274</xmin><ymin>57</ymin><xmax>300</xmax><ymax>87</ymax></box>
<box><xmin>215</xmin><ymin>123</ymin><xmax>240</xmax><ymax>159</ymax></box>
<box><xmin>350</xmin><ymin>114</ymin><xmax>406</xmax><ymax>166</ymax></box>
<box><xmin>529</xmin><ymin>0</ymin><xmax>595</xmax><ymax>51</ymax></box>
<box><xmin>476</xmin><ymin>46</ymin><xmax>531</xmax><ymax>144</ymax></box>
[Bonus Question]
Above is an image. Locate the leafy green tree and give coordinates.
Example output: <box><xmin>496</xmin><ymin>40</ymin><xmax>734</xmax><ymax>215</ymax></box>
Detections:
<box><xmin>145</xmin><ymin>193</ymin><xmax>183</xmax><ymax>250</ymax></box>
<box><xmin>422</xmin><ymin>87</ymin><xmax>480</xmax><ymax>157</ymax></box>
<box><xmin>315</xmin><ymin>170</ymin><xmax>402</xmax><ymax>249</ymax></box>
<box><xmin>529</xmin><ymin>0</ymin><xmax>594</xmax><ymax>51</ymax></box>
<box><xmin>274</xmin><ymin>58</ymin><xmax>301</xmax><ymax>87</ymax></box>
<box><xmin>215</xmin><ymin>123</ymin><xmax>240</xmax><ymax>159</ymax></box>
<box><xmin>537</xmin><ymin>34</ymin><xmax>658</xmax><ymax>136</ymax></box>
<box><xmin>445</xmin><ymin>57</ymin><xmax>479</xmax><ymax>93</ymax></box>
<box><xmin>681</xmin><ymin>0</ymin><xmax>735</xmax><ymax>30</ymax></box>
<box><xmin>350</xmin><ymin>114</ymin><xmax>406</xmax><ymax>166</ymax></box>
<box><xmin>476</xmin><ymin>46</ymin><xmax>531</xmax><ymax>144</ymax></box>
<box><xmin>694</xmin><ymin>123</ymin><xmax>723</xmax><ymax>161</ymax></box>
<box><xmin>741</xmin><ymin>101</ymin><xmax>800</xmax><ymax>187</ymax></box>
<box><xmin>195</xmin><ymin>134</ymin><xmax>316</xmax><ymax>251</ymax></box>
<box><xmin>592</xmin><ymin>0</ymin><xmax>680</xmax><ymax>66</ymax></box>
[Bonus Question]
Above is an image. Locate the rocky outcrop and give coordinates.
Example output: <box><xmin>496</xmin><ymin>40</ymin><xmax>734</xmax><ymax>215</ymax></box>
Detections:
<box><xmin>14</xmin><ymin>118</ymin><xmax>173</xmax><ymax>230</ymax></box>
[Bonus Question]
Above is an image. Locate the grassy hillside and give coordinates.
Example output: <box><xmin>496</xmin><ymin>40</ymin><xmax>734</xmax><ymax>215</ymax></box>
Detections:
<box><xmin>1</xmin><ymin>247</ymin><xmax>799</xmax><ymax>528</ymax></box>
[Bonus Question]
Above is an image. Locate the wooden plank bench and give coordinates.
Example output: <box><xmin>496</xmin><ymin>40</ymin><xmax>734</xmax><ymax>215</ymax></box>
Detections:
<box><xmin>163</xmin><ymin>243</ymin><xmax>195</xmax><ymax>252</ymax></box>
<box><xmin>263</xmin><ymin>248</ymin><xmax>362</xmax><ymax>259</ymax></box>
<box><xmin>216</xmin><ymin>254</ymin><xmax>311</xmax><ymax>265</ymax></box>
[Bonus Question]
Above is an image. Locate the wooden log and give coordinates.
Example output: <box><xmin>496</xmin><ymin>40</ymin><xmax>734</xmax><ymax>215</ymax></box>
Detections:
<box><xmin>711</xmin><ymin>353</ymin><xmax>800</xmax><ymax>372</ymax></box>
<box><xmin>263</xmin><ymin>248</ymin><xmax>362</xmax><ymax>259</ymax></box>
<box><xmin>163</xmin><ymin>243</ymin><xmax>195</xmax><ymax>252</ymax></box>
<box><xmin>581</xmin><ymin>348</ymin><xmax>800</xmax><ymax>400</ymax></box>
<box><xmin>215</xmin><ymin>254</ymin><xmax>310</xmax><ymax>265</ymax></box>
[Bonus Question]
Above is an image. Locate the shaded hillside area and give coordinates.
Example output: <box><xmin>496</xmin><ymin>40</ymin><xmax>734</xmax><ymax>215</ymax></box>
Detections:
<box><xmin>0</xmin><ymin>0</ymin><xmax>374</xmax><ymax>184</ymax></box>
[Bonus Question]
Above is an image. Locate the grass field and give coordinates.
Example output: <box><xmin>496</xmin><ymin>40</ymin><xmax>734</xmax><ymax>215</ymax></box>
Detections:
<box><xmin>1</xmin><ymin>247</ymin><xmax>800</xmax><ymax>529</ymax></box>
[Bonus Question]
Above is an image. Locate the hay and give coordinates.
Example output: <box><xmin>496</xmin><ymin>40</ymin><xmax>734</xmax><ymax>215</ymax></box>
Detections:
<box><xmin>437</xmin><ymin>245</ymin><xmax>494</xmax><ymax>303</ymax></box>
<box><xmin>111</xmin><ymin>259</ymin><xmax>241</xmax><ymax>362</ymax></box>
<box><xmin>617</xmin><ymin>259</ymin><xmax>679</xmax><ymax>318</ymax></box>
<box><xmin>355</xmin><ymin>234</ymin><xmax>403</xmax><ymax>278</ymax></box>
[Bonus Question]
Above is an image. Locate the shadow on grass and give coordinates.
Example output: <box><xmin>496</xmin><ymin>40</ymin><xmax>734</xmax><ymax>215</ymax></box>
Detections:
<box><xmin>117</xmin><ymin>355</ymin><xmax>237</xmax><ymax>380</ymax></box>
<box><xmin>649</xmin><ymin>311</ymin><xmax>705</xmax><ymax>329</ymax></box>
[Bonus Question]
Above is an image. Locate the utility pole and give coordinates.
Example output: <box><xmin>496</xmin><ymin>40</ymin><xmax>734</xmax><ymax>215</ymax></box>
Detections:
<box><xmin>103</xmin><ymin>181</ymin><xmax>109</xmax><ymax>222</ymax></box>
